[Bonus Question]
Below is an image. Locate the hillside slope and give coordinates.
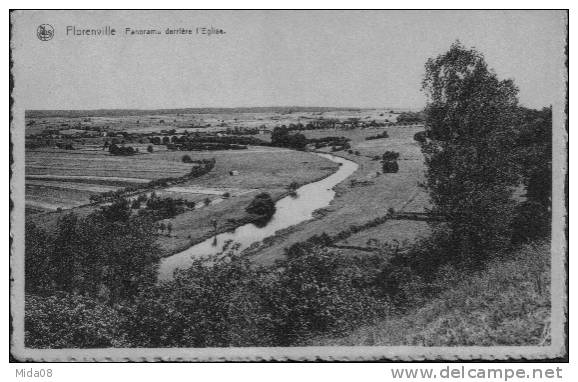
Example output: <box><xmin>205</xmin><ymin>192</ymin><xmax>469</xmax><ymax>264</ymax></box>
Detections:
<box><xmin>308</xmin><ymin>242</ymin><xmax>551</xmax><ymax>346</ymax></box>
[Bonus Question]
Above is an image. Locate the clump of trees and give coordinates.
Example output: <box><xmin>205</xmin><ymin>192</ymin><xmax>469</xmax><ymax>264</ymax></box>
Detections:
<box><xmin>179</xmin><ymin>142</ymin><xmax>248</xmax><ymax>151</ymax></box>
<box><xmin>149</xmin><ymin>134</ymin><xmax>268</xmax><ymax>151</ymax></box>
<box><xmin>510</xmin><ymin>106</ymin><xmax>552</xmax><ymax>243</ymax></box>
<box><xmin>420</xmin><ymin>41</ymin><xmax>526</xmax><ymax>266</ymax></box>
<box><xmin>413</xmin><ymin>131</ymin><xmax>427</xmax><ymax>144</ymax></box>
<box><xmin>25</xmin><ymin>210</ymin><xmax>159</xmax><ymax>303</ymax></box>
<box><xmin>109</xmin><ymin>143</ymin><xmax>136</xmax><ymax>156</ymax></box>
<box><xmin>396</xmin><ymin>111</ymin><xmax>426</xmax><ymax>124</ymax></box>
<box><xmin>246</xmin><ymin>192</ymin><xmax>276</xmax><ymax>227</ymax></box>
<box><xmin>143</xmin><ymin>192</ymin><xmax>194</xmax><ymax>220</ymax></box>
<box><xmin>89</xmin><ymin>159</ymin><xmax>216</xmax><ymax>204</ymax></box>
<box><xmin>270</xmin><ymin>127</ymin><xmax>307</xmax><ymax>150</ymax></box>
<box><xmin>381</xmin><ymin>151</ymin><xmax>400</xmax><ymax>173</ymax></box>
<box><xmin>25</xmin><ymin>234</ymin><xmax>391</xmax><ymax>348</ymax></box>
<box><xmin>365</xmin><ymin>131</ymin><xmax>389</xmax><ymax>140</ymax></box>
<box><xmin>308</xmin><ymin>136</ymin><xmax>351</xmax><ymax>151</ymax></box>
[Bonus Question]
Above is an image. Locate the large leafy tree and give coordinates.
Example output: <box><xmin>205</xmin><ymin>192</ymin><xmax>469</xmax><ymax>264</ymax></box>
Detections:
<box><xmin>510</xmin><ymin>106</ymin><xmax>552</xmax><ymax>243</ymax></box>
<box><xmin>25</xmin><ymin>212</ymin><xmax>159</xmax><ymax>302</ymax></box>
<box><xmin>421</xmin><ymin>42</ymin><xmax>520</xmax><ymax>263</ymax></box>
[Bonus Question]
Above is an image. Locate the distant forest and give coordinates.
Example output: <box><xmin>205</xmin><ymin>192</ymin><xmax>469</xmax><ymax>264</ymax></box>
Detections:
<box><xmin>24</xmin><ymin>106</ymin><xmax>379</xmax><ymax>119</ymax></box>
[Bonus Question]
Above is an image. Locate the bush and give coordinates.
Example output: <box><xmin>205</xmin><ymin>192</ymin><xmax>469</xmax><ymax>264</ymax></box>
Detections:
<box><xmin>131</xmin><ymin>199</ymin><xmax>141</xmax><ymax>210</ymax></box>
<box><xmin>246</xmin><ymin>193</ymin><xmax>276</xmax><ymax>227</ymax></box>
<box><xmin>287</xmin><ymin>181</ymin><xmax>300</xmax><ymax>191</ymax></box>
<box><xmin>100</xmin><ymin>198</ymin><xmax>132</xmax><ymax>222</ymax></box>
<box><xmin>365</xmin><ymin>131</ymin><xmax>389</xmax><ymax>140</ymax></box>
<box><xmin>182</xmin><ymin>154</ymin><xmax>192</xmax><ymax>163</ymax></box>
<box><xmin>121</xmin><ymin>242</ymin><xmax>389</xmax><ymax>347</ymax></box>
<box><xmin>145</xmin><ymin>195</ymin><xmax>186</xmax><ymax>220</ymax></box>
<box><xmin>511</xmin><ymin>200</ymin><xmax>551</xmax><ymax>244</ymax></box>
<box><xmin>382</xmin><ymin>160</ymin><xmax>399</xmax><ymax>173</ymax></box>
<box><xmin>414</xmin><ymin>131</ymin><xmax>427</xmax><ymax>144</ymax></box>
<box><xmin>25</xmin><ymin>293</ymin><xmax>128</xmax><ymax>348</ymax></box>
<box><xmin>271</xmin><ymin>127</ymin><xmax>307</xmax><ymax>150</ymax></box>
<box><xmin>382</xmin><ymin>151</ymin><xmax>399</xmax><ymax>161</ymax></box>
<box><xmin>109</xmin><ymin>144</ymin><xmax>136</xmax><ymax>156</ymax></box>
<box><xmin>314</xmin><ymin>243</ymin><xmax>551</xmax><ymax>346</ymax></box>
<box><xmin>25</xmin><ymin>212</ymin><xmax>159</xmax><ymax>300</ymax></box>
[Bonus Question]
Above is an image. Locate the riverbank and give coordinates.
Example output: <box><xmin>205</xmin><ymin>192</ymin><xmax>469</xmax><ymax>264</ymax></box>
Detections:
<box><xmin>157</xmin><ymin>161</ymin><xmax>343</xmax><ymax>259</ymax></box>
<box><xmin>249</xmin><ymin>126</ymin><xmax>432</xmax><ymax>265</ymax></box>
<box><xmin>158</xmin><ymin>153</ymin><xmax>357</xmax><ymax>279</ymax></box>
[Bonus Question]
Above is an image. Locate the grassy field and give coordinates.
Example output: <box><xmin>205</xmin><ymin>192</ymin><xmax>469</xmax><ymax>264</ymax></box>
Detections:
<box><xmin>307</xmin><ymin>242</ymin><xmax>551</xmax><ymax>346</ymax></box>
<box><xmin>26</xmin><ymin>145</ymin><xmax>340</xmax><ymax>257</ymax></box>
<box><xmin>250</xmin><ymin>126</ymin><xmax>431</xmax><ymax>264</ymax></box>
<box><xmin>25</xmin><ymin>110</ymin><xmax>424</xmax><ymax>258</ymax></box>
<box><xmin>25</xmin><ymin>146</ymin><xmax>199</xmax><ymax>213</ymax></box>
<box><xmin>26</xmin><ymin>149</ymin><xmax>194</xmax><ymax>179</ymax></box>
<box><xmin>151</xmin><ymin>148</ymin><xmax>340</xmax><ymax>255</ymax></box>
<box><xmin>25</xmin><ymin>108</ymin><xmax>403</xmax><ymax>136</ymax></box>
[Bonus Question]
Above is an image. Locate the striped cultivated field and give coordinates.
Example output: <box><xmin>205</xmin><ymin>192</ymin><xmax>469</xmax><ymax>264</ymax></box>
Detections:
<box><xmin>25</xmin><ymin>147</ymin><xmax>196</xmax><ymax>214</ymax></box>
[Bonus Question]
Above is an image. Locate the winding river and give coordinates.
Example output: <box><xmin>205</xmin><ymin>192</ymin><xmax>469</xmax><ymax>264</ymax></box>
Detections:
<box><xmin>158</xmin><ymin>152</ymin><xmax>358</xmax><ymax>280</ymax></box>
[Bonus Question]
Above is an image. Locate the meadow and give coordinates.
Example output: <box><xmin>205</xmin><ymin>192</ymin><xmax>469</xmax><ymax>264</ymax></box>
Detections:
<box><xmin>250</xmin><ymin>125</ymin><xmax>431</xmax><ymax>264</ymax></box>
<box><xmin>25</xmin><ymin>109</ymin><xmax>428</xmax><ymax>260</ymax></box>
<box><xmin>26</xmin><ymin>132</ymin><xmax>340</xmax><ymax>256</ymax></box>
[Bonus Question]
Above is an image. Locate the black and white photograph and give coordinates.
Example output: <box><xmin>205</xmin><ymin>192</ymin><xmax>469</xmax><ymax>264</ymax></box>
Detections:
<box><xmin>9</xmin><ymin>9</ymin><xmax>567</xmax><ymax>362</ymax></box>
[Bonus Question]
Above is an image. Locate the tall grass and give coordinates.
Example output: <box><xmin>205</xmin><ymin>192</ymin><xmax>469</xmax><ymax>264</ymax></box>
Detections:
<box><xmin>308</xmin><ymin>242</ymin><xmax>550</xmax><ymax>346</ymax></box>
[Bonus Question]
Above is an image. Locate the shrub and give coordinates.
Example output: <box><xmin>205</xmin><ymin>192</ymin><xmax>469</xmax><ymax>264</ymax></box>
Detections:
<box><xmin>511</xmin><ymin>200</ymin><xmax>551</xmax><ymax>244</ymax></box>
<box><xmin>100</xmin><ymin>198</ymin><xmax>132</xmax><ymax>222</ymax></box>
<box><xmin>271</xmin><ymin>127</ymin><xmax>307</xmax><ymax>150</ymax></box>
<box><xmin>382</xmin><ymin>160</ymin><xmax>399</xmax><ymax>173</ymax></box>
<box><xmin>287</xmin><ymin>181</ymin><xmax>300</xmax><ymax>191</ymax></box>
<box><xmin>109</xmin><ymin>144</ymin><xmax>136</xmax><ymax>156</ymax></box>
<box><xmin>25</xmin><ymin>211</ymin><xmax>159</xmax><ymax>300</ymax></box>
<box><xmin>382</xmin><ymin>151</ymin><xmax>400</xmax><ymax>161</ymax></box>
<box><xmin>121</xmin><ymin>242</ymin><xmax>390</xmax><ymax>348</ymax></box>
<box><xmin>145</xmin><ymin>195</ymin><xmax>186</xmax><ymax>220</ymax></box>
<box><xmin>365</xmin><ymin>131</ymin><xmax>389</xmax><ymax>140</ymax></box>
<box><xmin>246</xmin><ymin>193</ymin><xmax>276</xmax><ymax>227</ymax></box>
<box><xmin>414</xmin><ymin>131</ymin><xmax>427</xmax><ymax>144</ymax></box>
<box><xmin>25</xmin><ymin>293</ymin><xmax>128</xmax><ymax>348</ymax></box>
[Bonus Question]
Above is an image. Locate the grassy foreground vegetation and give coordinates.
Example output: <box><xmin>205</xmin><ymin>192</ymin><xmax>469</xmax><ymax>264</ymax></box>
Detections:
<box><xmin>307</xmin><ymin>242</ymin><xmax>550</xmax><ymax>346</ymax></box>
<box><xmin>25</xmin><ymin>224</ymin><xmax>550</xmax><ymax>348</ymax></box>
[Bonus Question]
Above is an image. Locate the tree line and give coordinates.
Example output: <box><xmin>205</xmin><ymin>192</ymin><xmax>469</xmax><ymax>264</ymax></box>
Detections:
<box><xmin>89</xmin><ymin>158</ymin><xmax>215</xmax><ymax>204</ymax></box>
<box><xmin>418</xmin><ymin>41</ymin><xmax>551</xmax><ymax>269</ymax></box>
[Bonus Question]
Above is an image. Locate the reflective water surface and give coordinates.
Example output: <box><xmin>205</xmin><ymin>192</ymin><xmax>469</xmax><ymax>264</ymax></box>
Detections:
<box><xmin>158</xmin><ymin>153</ymin><xmax>358</xmax><ymax>280</ymax></box>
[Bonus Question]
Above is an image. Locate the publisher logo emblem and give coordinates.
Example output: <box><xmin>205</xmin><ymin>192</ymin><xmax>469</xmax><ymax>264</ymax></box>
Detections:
<box><xmin>37</xmin><ymin>24</ymin><xmax>54</xmax><ymax>41</ymax></box>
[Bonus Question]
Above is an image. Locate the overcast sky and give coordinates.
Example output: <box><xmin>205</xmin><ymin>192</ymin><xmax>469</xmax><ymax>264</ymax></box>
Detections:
<box><xmin>13</xmin><ymin>10</ymin><xmax>566</xmax><ymax>110</ymax></box>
